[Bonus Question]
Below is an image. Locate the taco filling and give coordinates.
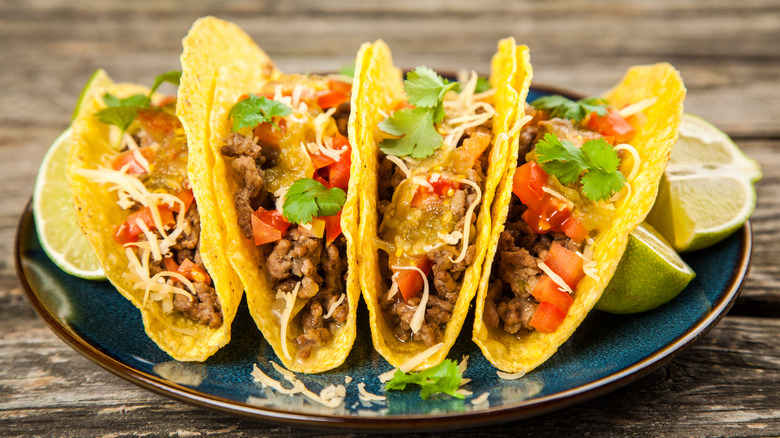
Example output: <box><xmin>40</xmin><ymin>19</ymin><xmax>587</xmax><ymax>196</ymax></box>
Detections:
<box><xmin>77</xmin><ymin>88</ymin><xmax>222</xmax><ymax>332</ymax></box>
<box><xmin>219</xmin><ymin>74</ymin><xmax>352</xmax><ymax>360</ymax></box>
<box><xmin>485</xmin><ymin>96</ymin><xmax>651</xmax><ymax>335</ymax></box>
<box><xmin>374</xmin><ymin>69</ymin><xmax>497</xmax><ymax>347</ymax></box>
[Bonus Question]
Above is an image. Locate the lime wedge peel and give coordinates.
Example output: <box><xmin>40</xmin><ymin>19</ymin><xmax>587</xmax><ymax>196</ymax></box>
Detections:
<box><xmin>646</xmin><ymin>113</ymin><xmax>761</xmax><ymax>253</ymax></box>
<box><xmin>597</xmin><ymin>223</ymin><xmax>695</xmax><ymax>314</ymax></box>
<box><xmin>32</xmin><ymin>69</ymin><xmax>112</xmax><ymax>280</ymax></box>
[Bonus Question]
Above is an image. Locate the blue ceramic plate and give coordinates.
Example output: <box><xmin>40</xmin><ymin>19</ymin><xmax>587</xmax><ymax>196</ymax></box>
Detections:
<box><xmin>16</xmin><ymin>86</ymin><xmax>752</xmax><ymax>432</ymax></box>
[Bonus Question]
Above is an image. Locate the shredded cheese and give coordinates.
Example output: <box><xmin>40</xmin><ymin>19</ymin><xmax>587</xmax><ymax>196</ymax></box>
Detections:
<box><xmin>496</xmin><ymin>370</ymin><xmax>526</xmax><ymax>380</ymax></box>
<box><xmin>458</xmin><ymin>355</ymin><xmax>469</xmax><ymax>374</ymax></box>
<box><xmin>344</xmin><ymin>376</ymin><xmax>353</xmax><ymax>384</ymax></box>
<box><xmin>399</xmin><ymin>342</ymin><xmax>444</xmax><ymax>373</ymax></box>
<box><xmin>387</xmin><ymin>271</ymin><xmax>400</xmax><ymax>300</ymax></box>
<box><xmin>251</xmin><ymin>362</ymin><xmax>347</xmax><ymax>408</ymax></box>
<box><xmin>447</xmin><ymin>177</ymin><xmax>482</xmax><ymax>264</ymax></box>
<box><xmin>357</xmin><ymin>383</ymin><xmax>386</xmax><ymax>402</ymax></box>
<box><xmin>457</xmin><ymin>389</ymin><xmax>473</xmax><ymax>397</ymax></box>
<box><xmin>538</xmin><ymin>262</ymin><xmax>574</xmax><ymax>294</ymax></box>
<box><xmin>471</xmin><ymin>392</ymin><xmax>490</xmax><ymax>405</ymax></box>
<box><xmin>278</xmin><ymin>282</ymin><xmax>300</xmax><ymax>360</ymax></box>
<box><xmin>389</xmin><ymin>264</ymin><xmax>430</xmax><ymax>334</ymax></box>
<box><xmin>613</xmin><ymin>143</ymin><xmax>641</xmax><ymax>182</ymax></box>
<box><xmin>618</xmin><ymin>97</ymin><xmax>657</xmax><ymax>118</ymax></box>
<box><xmin>385</xmin><ymin>154</ymin><xmax>411</xmax><ymax>179</ymax></box>
<box><xmin>323</xmin><ymin>294</ymin><xmax>345</xmax><ymax>319</ymax></box>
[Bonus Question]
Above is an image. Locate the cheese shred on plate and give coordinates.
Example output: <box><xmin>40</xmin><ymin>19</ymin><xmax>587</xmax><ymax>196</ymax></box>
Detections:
<box><xmin>251</xmin><ymin>362</ymin><xmax>346</xmax><ymax>409</ymax></box>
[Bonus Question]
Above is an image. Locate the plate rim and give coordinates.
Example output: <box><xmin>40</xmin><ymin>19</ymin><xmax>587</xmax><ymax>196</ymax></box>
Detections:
<box><xmin>15</xmin><ymin>85</ymin><xmax>753</xmax><ymax>432</ymax></box>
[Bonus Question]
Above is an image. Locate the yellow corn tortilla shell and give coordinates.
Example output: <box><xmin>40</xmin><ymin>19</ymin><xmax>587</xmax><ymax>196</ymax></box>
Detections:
<box><xmin>67</xmin><ymin>73</ymin><xmax>244</xmax><ymax>362</ymax></box>
<box><xmin>355</xmin><ymin>39</ymin><xmax>531</xmax><ymax>371</ymax></box>
<box><xmin>178</xmin><ymin>17</ymin><xmax>360</xmax><ymax>373</ymax></box>
<box><xmin>473</xmin><ymin>63</ymin><xmax>686</xmax><ymax>373</ymax></box>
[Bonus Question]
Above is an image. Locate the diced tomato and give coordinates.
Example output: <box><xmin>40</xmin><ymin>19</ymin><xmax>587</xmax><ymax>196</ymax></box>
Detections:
<box><xmin>586</xmin><ymin>108</ymin><xmax>636</xmax><ymax>144</ymax></box>
<box><xmin>395</xmin><ymin>257</ymin><xmax>432</xmax><ymax>302</ymax></box>
<box><xmin>316</xmin><ymin>90</ymin><xmax>349</xmax><ymax>109</ymax></box>
<box><xmin>460</xmin><ymin>130</ymin><xmax>492</xmax><ymax>163</ymax></box>
<box><xmin>173</xmin><ymin>189</ymin><xmax>194</xmax><ymax>214</ymax></box>
<box><xmin>529</xmin><ymin>301</ymin><xmax>566</xmax><ymax>333</ymax></box>
<box><xmin>521</xmin><ymin>197</ymin><xmax>570</xmax><ymax>235</ymax></box>
<box><xmin>178</xmin><ymin>258</ymin><xmax>211</xmax><ymax>285</ymax></box>
<box><xmin>512</xmin><ymin>162</ymin><xmax>548</xmax><ymax>211</ymax></box>
<box><xmin>327</xmin><ymin>135</ymin><xmax>352</xmax><ymax>190</ymax></box>
<box><xmin>394</xmin><ymin>100</ymin><xmax>414</xmax><ymax>111</ymax></box>
<box><xmin>163</xmin><ymin>257</ymin><xmax>180</xmax><ymax>273</ymax></box>
<box><xmin>324</xmin><ymin>213</ymin><xmax>342</xmax><ymax>245</ymax></box>
<box><xmin>560</xmin><ymin>215</ymin><xmax>588</xmax><ymax>243</ymax></box>
<box><xmin>154</xmin><ymin>95</ymin><xmax>178</xmax><ymax>108</ymax></box>
<box><xmin>531</xmin><ymin>275</ymin><xmax>574</xmax><ymax>314</ymax></box>
<box><xmin>311</xmin><ymin>152</ymin><xmax>337</xmax><ymax>170</ymax></box>
<box><xmin>111</xmin><ymin>147</ymin><xmax>155</xmax><ymax>175</ymax></box>
<box><xmin>411</xmin><ymin>177</ymin><xmax>461</xmax><ymax>210</ymax></box>
<box><xmin>137</xmin><ymin>107</ymin><xmax>181</xmax><ymax>143</ymax></box>
<box><xmin>544</xmin><ymin>243</ymin><xmax>585</xmax><ymax>289</ymax></box>
<box><xmin>253</xmin><ymin>121</ymin><xmax>283</xmax><ymax>147</ymax></box>
<box><xmin>125</xmin><ymin>205</ymin><xmax>176</xmax><ymax>237</ymax></box>
<box><xmin>328</xmin><ymin>79</ymin><xmax>352</xmax><ymax>95</ymax></box>
<box><xmin>112</xmin><ymin>222</ymin><xmax>137</xmax><ymax>245</ymax></box>
<box><xmin>251</xmin><ymin>207</ymin><xmax>290</xmax><ymax>245</ymax></box>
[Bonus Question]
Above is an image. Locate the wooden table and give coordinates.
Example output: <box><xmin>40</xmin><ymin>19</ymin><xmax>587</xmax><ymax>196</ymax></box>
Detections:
<box><xmin>3</xmin><ymin>1</ymin><xmax>778</xmax><ymax>436</ymax></box>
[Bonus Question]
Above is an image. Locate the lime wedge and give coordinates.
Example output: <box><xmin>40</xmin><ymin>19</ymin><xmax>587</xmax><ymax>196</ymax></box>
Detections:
<box><xmin>646</xmin><ymin>113</ymin><xmax>761</xmax><ymax>252</ymax></box>
<box><xmin>597</xmin><ymin>223</ymin><xmax>695</xmax><ymax>314</ymax></box>
<box><xmin>33</xmin><ymin>69</ymin><xmax>112</xmax><ymax>280</ymax></box>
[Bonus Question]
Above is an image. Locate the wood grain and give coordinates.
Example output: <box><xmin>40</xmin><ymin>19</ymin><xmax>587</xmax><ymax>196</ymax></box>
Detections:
<box><xmin>1</xmin><ymin>0</ymin><xmax>778</xmax><ymax>435</ymax></box>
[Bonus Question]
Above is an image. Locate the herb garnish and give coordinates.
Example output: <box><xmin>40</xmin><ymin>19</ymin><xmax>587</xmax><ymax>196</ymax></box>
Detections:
<box><xmin>96</xmin><ymin>70</ymin><xmax>182</xmax><ymax>132</ymax></box>
<box><xmin>530</xmin><ymin>95</ymin><xmax>609</xmax><ymax>122</ymax></box>
<box><xmin>228</xmin><ymin>94</ymin><xmax>293</xmax><ymax>132</ymax></box>
<box><xmin>378</xmin><ymin>66</ymin><xmax>457</xmax><ymax>159</ymax></box>
<box><xmin>282</xmin><ymin>178</ymin><xmax>346</xmax><ymax>224</ymax></box>
<box><xmin>535</xmin><ymin>133</ymin><xmax>626</xmax><ymax>202</ymax></box>
<box><xmin>384</xmin><ymin>359</ymin><xmax>464</xmax><ymax>400</ymax></box>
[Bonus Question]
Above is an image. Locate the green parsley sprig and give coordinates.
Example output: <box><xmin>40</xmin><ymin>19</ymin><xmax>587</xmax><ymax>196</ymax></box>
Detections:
<box><xmin>95</xmin><ymin>70</ymin><xmax>182</xmax><ymax>132</ymax></box>
<box><xmin>282</xmin><ymin>178</ymin><xmax>346</xmax><ymax>225</ymax></box>
<box><xmin>378</xmin><ymin>66</ymin><xmax>457</xmax><ymax>159</ymax></box>
<box><xmin>384</xmin><ymin>359</ymin><xmax>464</xmax><ymax>400</ymax></box>
<box><xmin>530</xmin><ymin>95</ymin><xmax>609</xmax><ymax>122</ymax></box>
<box><xmin>535</xmin><ymin>133</ymin><xmax>626</xmax><ymax>202</ymax></box>
<box><xmin>228</xmin><ymin>94</ymin><xmax>293</xmax><ymax>132</ymax></box>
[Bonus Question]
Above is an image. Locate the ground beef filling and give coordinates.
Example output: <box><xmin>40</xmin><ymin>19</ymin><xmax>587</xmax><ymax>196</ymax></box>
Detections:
<box><xmin>378</xmin><ymin>155</ymin><xmax>483</xmax><ymax>347</ymax></box>
<box><xmin>221</xmin><ymin>132</ymin><xmax>349</xmax><ymax>360</ymax></box>
<box><xmin>148</xmin><ymin>205</ymin><xmax>224</xmax><ymax>329</ymax></box>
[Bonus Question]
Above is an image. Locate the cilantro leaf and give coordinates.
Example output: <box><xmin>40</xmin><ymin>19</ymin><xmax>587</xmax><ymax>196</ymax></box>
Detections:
<box><xmin>404</xmin><ymin>66</ymin><xmax>458</xmax><ymax>108</ymax></box>
<box><xmin>379</xmin><ymin>107</ymin><xmax>442</xmax><ymax>159</ymax></box>
<box><xmin>531</xmin><ymin>95</ymin><xmax>609</xmax><ymax>122</ymax></box>
<box><xmin>534</xmin><ymin>134</ymin><xmax>625</xmax><ymax>201</ymax></box>
<box><xmin>229</xmin><ymin>94</ymin><xmax>293</xmax><ymax>132</ymax></box>
<box><xmin>282</xmin><ymin>178</ymin><xmax>346</xmax><ymax>225</ymax></box>
<box><xmin>535</xmin><ymin>133</ymin><xmax>588</xmax><ymax>184</ymax></box>
<box><xmin>384</xmin><ymin>359</ymin><xmax>464</xmax><ymax>400</ymax></box>
<box><xmin>149</xmin><ymin>70</ymin><xmax>182</xmax><ymax>95</ymax></box>
<box><xmin>339</xmin><ymin>62</ymin><xmax>356</xmax><ymax>78</ymax></box>
<box><xmin>474</xmin><ymin>76</ymin><xmax>491</xmax><ymax>93</ymax></box>
<box><xmin>95</xmin><ymin>93</ymin><xmax>148</xmax><ymax>131</ymax></box>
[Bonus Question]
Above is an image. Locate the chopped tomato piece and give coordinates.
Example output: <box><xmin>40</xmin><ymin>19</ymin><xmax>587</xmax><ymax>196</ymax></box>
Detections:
<box><xmin>111</xmin><ymin>147</ymin><xmax>155</xmax><ymax>175</ymax></box>
<box><xmin>324</xmin><ymin>213</ymin><xmax>342</xmax><ymax>245</ymax></box>
<box><xmin>112</xmin><ymin>222</ymin><xmax>137</xmax><ymax>245</ymax></box>
<box><xmin>251</xmin><ymin>207</ymin><xmax>290</xmax><ymax>245</ymax></box>
<box><xmin>529</xmin><ymin>301</ymin><xmax>566</xmax><ymax>333</ymax></box>
<box><xmin>328</xmin><ymin>79</ymin><xmax>352</xmax><ymax>95</ymax></box>
<box><xmin>316</xmin><ymin>90</ymin><xmax>349</xmax><ymax>109</ymax></box>
<box><xmin>178</xmin><ymin>258</ymin><xmax>211</xmax><ymax>285</ymax></box>
<box><xmin>460</xmin><ymin>130</ymin><xmax>491</xmax><ymax>163</ymax></box>
<box><xmin>411</xmin><ymin>177</ymin><xmax>461</xmax><ymax>210</ymax></box>
<box><xmin>311</xmin><ymin>152</ymin><xmax>338</xmax><ymax>170</ymax></box>
<box><xmin>395</xmin><ymin>257</ymin><xmax>432</xmax><ymax>302</ymax></box>
<box><xmin>253</xmin><ymin>121</ymin><xmax>283</xmax><ymax>147</ymax></box>
<box><xmin>173</xmin><ymin>189</ymin><xmax>194</xmax><ymax>214</ymax></box>
<box><xmin>394</xmin><ymin>100</ymin><xmax>414</xmax><ymax>111</ymax></box>
<box><xmin>544</xmin><ymin>243</ymin><xmax>585</xmax><ymax>289</ymax></box>
<box><xmin>154</xmin><ymin>95</ymin><xmax>178</xmax><ymax>108</ymax></box>
<box><xmin>586</xmin><ymin>108</ymin><xmax>636</xmax><ymax>144</ymax></box>
<box><xmin>531</xmin><ymin>275</ymin><xmax>574</xmax><ymax>314</ymax></box>
<box><xmin>137</xmin><ymin>107</ymin><xmax>181</xmax><ymax>143</ymax></box>
<box><xmin>560</xmin><ymin>215</ymin><xmax>588</xmax><ymax>243</ymax></box>
<box><xmin>327</xmin><ymin>135</ymin><xmax>352</xmax><ymax>191</ymax></box>
<box><xmin>512</xmin><ymin>162</ymin><xmax>548</xmax><ymax>211</ymax></box>
<box><xmin>163</xmin><ymin>257</ymin><xmax>180</xmax><ymax>273</ymax></box>
<box><xmin>125</xmin><ymin>205</ymin><xmax>176</xmax><ymax>237</ymax></box>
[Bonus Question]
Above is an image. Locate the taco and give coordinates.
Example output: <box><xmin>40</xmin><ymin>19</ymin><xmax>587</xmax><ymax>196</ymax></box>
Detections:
<box><xmin>178</xmin><ymin>17</ymin><xmax>359</xmax><ymax>373</ymax></box>
<box><xmin>67</xmin><ymin>69</ymin><xmax>244</xmax><ymax>362</ymax></box>
<box><xmin>354</xmin><ymin>39</ymin><xmax>532</xmax><ymax>371</ymax></box>
<box><xmin>472</xmin><ymin>64</ymin><xmax>686</xmax><ymax>373</ymax></box>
